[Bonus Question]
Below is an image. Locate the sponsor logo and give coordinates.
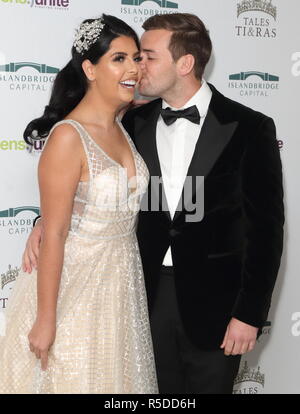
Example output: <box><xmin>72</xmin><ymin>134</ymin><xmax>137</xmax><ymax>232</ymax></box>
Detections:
<box><xmin>257</xmin><ymin>320</ymin><xmax>273</xmax><ymax>343</ymax></box>
<box><xmin>228</xmin><ymin>70</ymin><xmax>279</xmax><ymax>97</ymax></box>
<box><xmin>0</xmin><ymin>206</ymin><xmax>40</xmax><ymax>217</ymax></box>
<box><xmin>0</xmin><ymin>206</ymin><xmax>40</xmax><ymax>235</ymax></box>
<box><xmin>120</xmin><ymin>0</ymin><xmax>179</xmax><ymax>25</ymax></box>
<box><xmin>0</xmin><ymin>138</ymin><xmax>44</xmax><ymax>153</ymax></box>
<box><xmin>237</xmin><ymin>0</ymin><xmax>276</xmax><ymax>19</ymax></box>
<box><xmin>0</xmin><ymin>264</ymin><xmax>20</xmax><ymax>318</ymax></box>
<box><xmin>236</xmin><ymin>0</ymin><xmax>277</xmax><ymax>38</ymax></box>
<box><xmin>122</xmin><ymin>0</ymin><xmax>178</xmax><ymax>7</ymax></box>
<box><xmin>0</xmin><ymin>139</ymin><xmax>26</xmax><ymax>151</ymax></box>
<box><xmin>291</xmin><ymin>52</ymin><xmax>300</xmax><ymax>77</ymax></box>
<box><xmin>233</xmin><ymin>361</ymin><xmax>265</xmax><ymax>394</ymax></box>
<box><xmin>229</xmin><ymin>71</ymin><xmax>279</xmax><ymax>81</ymax></box>
<box><xmin>291</xmin><ymin>312</ymin><xmax>300</xmax><ymax>337</ymax></box>
<box><xmin>262</xmin><ymin>320</ymin><xmax>271</xmax><ymax>336</ymax></box>
<box><xmin>0</xmin><ymin>298</ymin><xmax>8</xmax><ymax>309</ymax></box>
<box><xmin>277</xmin><ymin>139</ymin><xmax>284</xmax><ymax>150</ymax></box>
<box><xmin>1</xmin><ymin>265</ymin><xmax>20</xmax><ymax>290</ymax></box>
<box><xmin>0</xmin><ymin>62</ymin><xmax>58</xmax><ymax>73</ymax></box>
<box><xmin>0</xmin><ymin>0</ymin><xmax>70</xmax><ymax>10</ymax></box>
<box><xmin>0</xmin><ymin>61</ymin><xmax>59</xmax><ymax>92</ymax></box>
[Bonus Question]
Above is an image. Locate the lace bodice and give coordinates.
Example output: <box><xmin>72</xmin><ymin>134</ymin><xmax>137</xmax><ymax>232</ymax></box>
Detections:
<box><xmin>47</xmin><ymin>119</ymin><xmax>149</xmax><ymax>241</ymax></box>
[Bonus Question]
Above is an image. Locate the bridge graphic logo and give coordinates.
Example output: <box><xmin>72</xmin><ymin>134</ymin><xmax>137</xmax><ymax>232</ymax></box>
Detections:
<box><xmin>229</xmin><ymin>71</ymin><xmax>279</xmax><ymax>82</ymax></box>
<box><xmin>237</xmin><ymin>0</ymin><xmax>277</xmax><ymax>20</ymax></box>
<box><xmin>228</xmin><ymin>70</ymin><xmax>279</xmax><ymax>97</ymax></box>
<box><xmin>0</xmin><ymin>207</ymin><xmax>40</xmax><ymax>218</ymax></box>
<box><xmin>0</xmin><ymin>62</ymin><xmax>59</xmax><ymax>74</ymax></box>
<box><xmin>121</xmin><ymin>0</ymin><xmax>178</xmax><ymax>8</ymax></box>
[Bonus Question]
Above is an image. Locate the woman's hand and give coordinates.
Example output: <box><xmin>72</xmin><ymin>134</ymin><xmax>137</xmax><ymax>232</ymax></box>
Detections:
<box><xmin>28</xmin><ymin>318</ymin><xmax>56</xmax><ymax>371</ymax></box>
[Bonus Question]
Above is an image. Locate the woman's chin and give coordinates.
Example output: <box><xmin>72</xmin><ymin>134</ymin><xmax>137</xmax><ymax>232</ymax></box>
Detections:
<box><xmin>120</xmin><ymin>92</ymin><xmax>135</xmax><ymax>104</ymax></box>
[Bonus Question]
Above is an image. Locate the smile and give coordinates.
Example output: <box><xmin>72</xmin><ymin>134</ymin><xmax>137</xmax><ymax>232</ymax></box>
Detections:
<box><xmin>120</xmin><ymin>80</ymin><xmax>137</xmax><ymax>88</ymax></box>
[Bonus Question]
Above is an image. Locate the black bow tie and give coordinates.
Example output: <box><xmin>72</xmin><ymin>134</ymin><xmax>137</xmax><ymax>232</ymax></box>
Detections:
<box><xmin>160</xmin><ymin>105</ymin><xmax>201</xmax><ymax>126</ymax></box>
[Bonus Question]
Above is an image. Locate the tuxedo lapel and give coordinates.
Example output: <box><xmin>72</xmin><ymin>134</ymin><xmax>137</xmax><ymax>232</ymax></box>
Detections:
<box><xmin>134</xmin><ymin>100</ymin><xmax>171</xmax><ymax>221</ymax></box>
<box><xmin>134</xmin><ymin>101</ymin><xmax>161</xmax><ymax>178</ymax></box>
<box><xmin>131</xmin><ymin>87</ymin><xmax>238</xmax><ymax>223</ymax></box>
<box><xmin>173</xmin><ymin>101</ymin><xmax>238</xmax><ymax>222</ymax></box>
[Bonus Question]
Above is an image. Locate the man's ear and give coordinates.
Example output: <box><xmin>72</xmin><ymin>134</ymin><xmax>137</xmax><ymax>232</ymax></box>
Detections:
<box><xmin>82</xmin><ymin>59</ymin><xmax>96</xmax><ymax>81</ymax></box>
<box><xmin>177</xmin><ymin>54</ymin><xmax>195</xmax><ymax>77</ymax></box>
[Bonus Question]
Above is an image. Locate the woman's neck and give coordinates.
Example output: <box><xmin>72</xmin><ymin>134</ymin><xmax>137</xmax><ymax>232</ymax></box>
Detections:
<box><xmin>71</xmin><ymin>90</ymin><xmax>121</xmax><ymax>130</ymax></box>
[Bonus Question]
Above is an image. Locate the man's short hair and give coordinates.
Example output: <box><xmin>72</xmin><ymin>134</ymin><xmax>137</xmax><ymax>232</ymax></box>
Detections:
<box><xmin>142</xmin><ymin>13</ymin><xmax>212</xmax><ymax>80</ymax></box>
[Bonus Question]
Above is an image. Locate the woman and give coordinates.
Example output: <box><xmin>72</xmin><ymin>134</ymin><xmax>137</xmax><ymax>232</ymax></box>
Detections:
<box><xmin>0</xmin><ymin>14</ymin><xmax>158</xmax><ymax>394</ymax></box>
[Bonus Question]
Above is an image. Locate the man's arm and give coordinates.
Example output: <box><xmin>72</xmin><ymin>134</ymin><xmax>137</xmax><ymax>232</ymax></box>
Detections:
<box><xmin>233</xmin><ymin>116</ymin><xmax>284</xmax><ymax>326</ymax></box>
<box><xmin>221</xmin><ymin>116</ymin><xmax>284</xmax><ymax>355</ymax></box>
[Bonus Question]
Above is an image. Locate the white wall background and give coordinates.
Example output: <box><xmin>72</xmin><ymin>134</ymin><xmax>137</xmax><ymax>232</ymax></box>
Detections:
<box><xmin>0</xmin><ymin>0</ymin><xmax>299</xmax><ymax>394</ymax></box>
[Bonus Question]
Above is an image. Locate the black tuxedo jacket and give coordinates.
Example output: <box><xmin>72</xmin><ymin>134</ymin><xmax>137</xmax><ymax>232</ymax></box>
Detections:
<box><xmin>122</xmin><ymin>84</ymin><xmax>284</xmax><ymax>350</ymax></box>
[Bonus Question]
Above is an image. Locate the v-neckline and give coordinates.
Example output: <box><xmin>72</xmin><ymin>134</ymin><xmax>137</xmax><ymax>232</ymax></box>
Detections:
<box><xmin>68</xmin><ymin>118</ymin><xmax>137</xmax><ymax>185</ymax></box>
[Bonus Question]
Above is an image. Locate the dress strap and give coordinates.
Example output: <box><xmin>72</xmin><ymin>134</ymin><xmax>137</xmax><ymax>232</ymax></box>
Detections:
<box><xmin>45</xmin><ymin>119</ymin><xmax>92</xmax><ymax>179</ymax></box>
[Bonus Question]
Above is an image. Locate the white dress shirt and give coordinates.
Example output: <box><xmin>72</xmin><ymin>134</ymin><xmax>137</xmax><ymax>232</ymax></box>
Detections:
<box><xmin>156</xmin><ymin>80</ymin><xmax>212</xmax><ymax>266</ymax></box>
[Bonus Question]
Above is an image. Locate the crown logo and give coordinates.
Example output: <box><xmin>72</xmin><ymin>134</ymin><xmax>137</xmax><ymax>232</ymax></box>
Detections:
<box><xmin>237</xmin><ymin>0</ymin><xmax>277</xmax><ymax>20</ymax></box>
<box><xmin>234</xmin><ymin>361</ymin><xmax>265</xmax><ymax>387</ymax></box>
<box><xmin>1</xmin><ymin>265</ymin><xmax>20</xmax><ymax>290</ymax></box>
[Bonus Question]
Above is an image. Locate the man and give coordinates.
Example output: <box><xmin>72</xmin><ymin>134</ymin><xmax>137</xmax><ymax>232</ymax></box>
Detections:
<box><xmin>23</xmin><ymin>13</ymin><xmax>284</xmax><ymax>394</ymax></box>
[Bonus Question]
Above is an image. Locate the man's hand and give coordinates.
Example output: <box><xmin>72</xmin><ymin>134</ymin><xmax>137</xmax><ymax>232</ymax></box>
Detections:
<box><xmin>22</xmin><ymin>219</ymin><xmax>42</xmax><ymax>273</ymax></box>
<box><xmin>220</xmin><ymin>317</ymin><xmax>258</xmax><ymax>356</ymax></box>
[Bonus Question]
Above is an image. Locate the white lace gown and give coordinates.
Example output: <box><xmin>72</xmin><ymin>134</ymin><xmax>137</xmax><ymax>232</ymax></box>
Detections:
<box><xmin>0</xmin><ymin>120</ymin><xmax>158</xmax><ymax>394</ymax></box>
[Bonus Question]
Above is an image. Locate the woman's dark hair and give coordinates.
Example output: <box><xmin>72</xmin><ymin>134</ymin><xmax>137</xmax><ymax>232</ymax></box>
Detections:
<box><xmin>24</xmin><ymin>14</ymin><xmax>139</xmax><ymax>145</ymax></box>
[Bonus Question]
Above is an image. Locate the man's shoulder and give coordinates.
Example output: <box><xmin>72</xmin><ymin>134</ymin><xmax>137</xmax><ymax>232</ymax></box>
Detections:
<box><xmin>127</xmin><ymin>97</ymin><xmax>162</xmax><ymax>119</ymax></box>
<box><xmin>209</xmin><ymin>83</ymin><xmax>272</xmax><ymax>125</ymax></box>
<box><xmin>225</xmin><ymin>95</ymin><xmax>270</xmax><ymax>122</ymax></box>
<box><xmin>121</xmin><ymin>98</ymin><xmax>161</xmax><ymax>137</ymax></box>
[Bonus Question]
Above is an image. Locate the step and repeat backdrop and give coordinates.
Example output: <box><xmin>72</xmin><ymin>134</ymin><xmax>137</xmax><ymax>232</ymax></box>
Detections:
<box><xmin>0</xmin><ymin>0</ymin><xmax>299</xmax><ymax>394</ymax></box>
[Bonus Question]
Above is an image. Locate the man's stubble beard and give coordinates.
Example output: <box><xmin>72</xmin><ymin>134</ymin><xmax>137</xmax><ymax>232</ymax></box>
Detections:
<box><xmin>138</xmin><ymin>80</ymin><xmax>157</xmax><ymax>98</ymax></box>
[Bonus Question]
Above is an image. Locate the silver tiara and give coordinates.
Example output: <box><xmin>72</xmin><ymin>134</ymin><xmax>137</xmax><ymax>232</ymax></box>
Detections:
<box><xmin>73</xmin><ymin>18</ymin><xmax>105</xmax><ymax>55</ymax></box>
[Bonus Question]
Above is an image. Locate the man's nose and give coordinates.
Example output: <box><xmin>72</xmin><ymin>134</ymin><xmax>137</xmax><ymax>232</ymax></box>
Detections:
<box><xmin>139</xmin><ymin>56</ymin><xmax>146</xmax><ymax>70</ymax></box>
<box><xmin>140</xmin><ymin>62</ymin><xmax>147</xmax><ymax>73</ymax></box>
<box><xmin>139</xmin><ymin>61</ymin><xmax>146</xmax><ymax>72</ymax></box>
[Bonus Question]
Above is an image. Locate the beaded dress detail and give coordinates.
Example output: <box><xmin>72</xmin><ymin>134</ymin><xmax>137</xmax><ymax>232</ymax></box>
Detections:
<box><xmin>0</xmin><ymin>120</ymin><xmax>158</xmax><ymax>394</ymax></box>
